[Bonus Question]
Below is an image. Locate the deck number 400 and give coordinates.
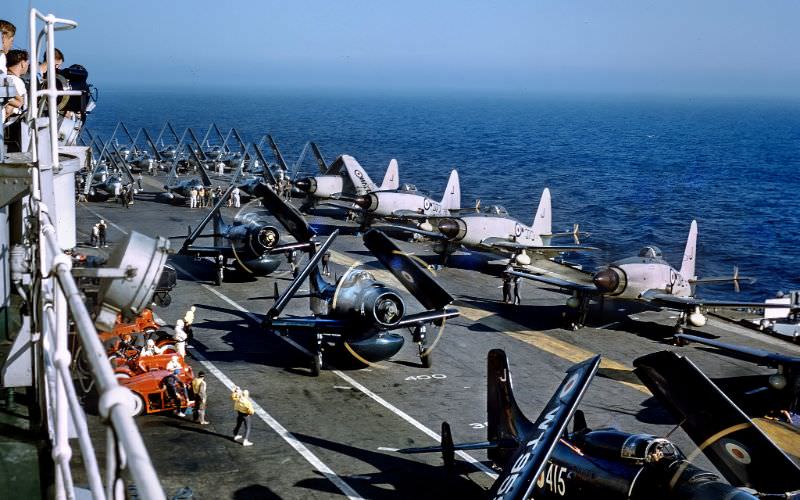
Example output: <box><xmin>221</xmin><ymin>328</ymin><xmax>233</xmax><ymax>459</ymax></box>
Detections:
<box><xmin>536</xmin><ymin>463</ymin><xmax>567</xmax><ymax>496</ymax></box>
<box><xmin>404</xmin><ymin>374</ymin><xmax>446</xmax><ymax>381</ymax></box>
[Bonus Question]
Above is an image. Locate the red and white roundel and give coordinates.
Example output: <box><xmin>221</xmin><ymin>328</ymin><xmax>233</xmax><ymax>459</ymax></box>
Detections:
<box><xmin>560</xmin><ymin>373</ymin><xmax>579</xmax><ymax>398</ymax></box>
<box><xmin>514</xmin><ymin>223</ymin><xmax>523</xmax><ymax>237</ymax></box>
<box><xmin>722</xmin><ymin>440</ymin><xmax>751</xmax><ymax>465</ymax></box>
<box><xmin>354</xmin><ymin>170</ymin><xmax>364</xmax><ymax>179</ymax></box>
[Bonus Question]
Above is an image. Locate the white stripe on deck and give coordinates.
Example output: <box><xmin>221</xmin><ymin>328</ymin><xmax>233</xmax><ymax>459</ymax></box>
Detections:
<box><xmin>190</xmin><ymin>349</ymin><xmax>364</xmax><ymax>500</ymax></box>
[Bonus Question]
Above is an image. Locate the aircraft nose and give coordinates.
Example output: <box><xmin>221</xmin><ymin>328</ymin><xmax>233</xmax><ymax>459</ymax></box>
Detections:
<box><xmin>438</xmin><ymin>219</ymin><xmax>460</xmax><ymax>239</ymax></box>
<box><xmin>592</xmin><ymin>268</ymin><xmax>620</xmax><ymax>293</ymax></box>
<box><xmin>354</xmin><ymin>195</ymin><xmax>372</xmax><ymax>210</ymax></box>
<box><xmin>295</xmin><ymin>178</ymin><xmax>311</xmax><ymax>192</ymax></box>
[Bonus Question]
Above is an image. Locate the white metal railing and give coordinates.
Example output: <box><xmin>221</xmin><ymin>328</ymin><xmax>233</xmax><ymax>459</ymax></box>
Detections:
<box><xmin>21</xmin><ymin>8</ymin><xmax>165</xmax><ymax>500</ymax></box>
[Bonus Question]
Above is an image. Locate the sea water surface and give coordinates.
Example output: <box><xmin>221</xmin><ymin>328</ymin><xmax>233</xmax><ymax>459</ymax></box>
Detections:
<box><xmin>90</xmin><ymin>89</ymin><xmax>800</xmax><ymax>302</ymax></box>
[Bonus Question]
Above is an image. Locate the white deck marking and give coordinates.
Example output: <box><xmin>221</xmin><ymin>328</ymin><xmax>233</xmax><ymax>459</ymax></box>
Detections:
<box><xmin>333</xmin><ymin>370</ymin><xmax>497</xmax><ymax>478</ymax></box>
<box><xmin>191</xmin><ymin>349</ymin><xmax>364</xmax><ymax>500</ymax></box>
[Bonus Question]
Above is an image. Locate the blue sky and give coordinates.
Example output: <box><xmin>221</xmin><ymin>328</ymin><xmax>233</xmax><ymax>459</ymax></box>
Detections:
<box><xmin>6</xmin><ymin>1</ymin><xmax>799</xmax><ymax>96</ymax></box>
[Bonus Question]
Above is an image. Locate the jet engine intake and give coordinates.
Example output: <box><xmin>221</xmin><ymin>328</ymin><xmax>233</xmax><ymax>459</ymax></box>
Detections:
<box><xmin>354</xmin><ymin>193</ymin><xmax>379</xmax><ymax>212</ymax></box>
<box><xmin>437</xmin><ymin>218</ymin><xmax>467</xmax><ymax>241</ymax></box>
<box><xmin>295</xmin><ymin>177</ymin><xmax>317</xmax><ymax>193</ymax></box>
<box><xmin>592</xmin><ymin>267</ymin><xmax>626</xmax><ymax>295</ymax></box>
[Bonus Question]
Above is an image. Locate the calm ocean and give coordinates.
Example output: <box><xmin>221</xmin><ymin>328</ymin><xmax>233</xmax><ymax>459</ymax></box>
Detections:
<box><xmin>89</xmin><ymin>89</ymin><xmax>800</xmax><ymax>301</ymax></box>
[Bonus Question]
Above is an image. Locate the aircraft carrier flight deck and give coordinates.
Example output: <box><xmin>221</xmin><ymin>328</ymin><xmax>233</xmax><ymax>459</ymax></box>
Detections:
<box><xmin>70</xmin><ymin>173</ymin><xmax>800</xmax><ymax>499</ymax></box>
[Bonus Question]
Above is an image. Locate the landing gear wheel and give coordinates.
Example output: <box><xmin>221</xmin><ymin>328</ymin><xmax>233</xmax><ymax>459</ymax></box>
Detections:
<box><xmin>310</xmin><ymin>351</ymin><xmax>323</xmax><ymax>377</ymax></box>
<box><xmin>419</xmin><ymin>343</ymin><xmax>432</xmax><ymax>368</ymax></box>
<box><xmin>130</xmin><ymin>392</ymin><xmax>145</xmax><ymax>417</ymax></box>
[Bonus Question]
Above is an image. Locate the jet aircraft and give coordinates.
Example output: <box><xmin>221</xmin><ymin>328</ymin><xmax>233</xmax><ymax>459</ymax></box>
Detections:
<box><xmin>292</xmin><ymin>150</ymin><xmax>401</xmax><ymax>211</ymax></box>
<box><xmin>386</xmin><ymin>187</ymin><xmax>596</xmax><ymax>265</ymax></box>
<box><xmin>352</xmin><ymin>169</ymin><xmax>461</xmax><ymax>230</ymax></box>
<box><xmin>400</xmin><ymin>349</ymin><xmax>800</xmax><ymax>499</ymax></box>
<box><xmin>258</xmin><ymin>184</ymin><xmax>459</xmax><ymax>375</ymax></box>
<box><xmin>510</xmin><ymin>220</ymin><xmax>790</xmax><ymax>331</ymax></box>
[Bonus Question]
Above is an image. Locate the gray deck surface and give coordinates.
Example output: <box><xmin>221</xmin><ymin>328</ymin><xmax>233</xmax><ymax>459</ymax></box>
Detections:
<box><xmin>70</xmin><ymin>174</ymin><xmax>800</xmax><ymax>499</ymax></box>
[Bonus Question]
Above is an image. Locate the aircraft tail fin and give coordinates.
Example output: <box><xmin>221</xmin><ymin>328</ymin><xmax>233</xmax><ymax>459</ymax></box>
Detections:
<box><xmin>680</xmin><ymin>220</ymin><xmax>698</xmax><ymax>281</ymax></box>
<box><xmin>379</xmin><ymin>159</ymin><xmax>400</xmax><ymax>191</ymax></box>
<box><xmin>530</xmin><ymin>188</ymin><xmax>552</xmax><ymax>236</ymax></box>
<box><xmin>487</xmin><ymin>350</ymin><xmax>600</xmax><ymax>498</ymax></box>
<box><xmin>440</xmin><ymin>170</ymin><xmax>461</xmax><ymax>211</ymax></box>
<box><xmin>486</xmin><ymin>348</ymin><xmax>535</xmax><ymax>466</ymax></box>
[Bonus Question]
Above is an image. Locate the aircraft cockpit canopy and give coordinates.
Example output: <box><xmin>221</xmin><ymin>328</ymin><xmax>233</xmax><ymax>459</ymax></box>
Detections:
<box><xmin>399</xmin><ymin>183</ymin><xmax>417</xmax><ymax>192</ymax></box>
<box><xmin>638</xmin><ymin>246</ymin><xmax>663</xmax><ymax>259</ymax></box>
<box><xmin>482</xmin><ymin>205</ymin><xmax>508</xmax><ymax>216</ymax></box>
<box><xmin>343</xmin><ymin>270</ymin><xmax>376</xmax><ymax>286</ymax></box>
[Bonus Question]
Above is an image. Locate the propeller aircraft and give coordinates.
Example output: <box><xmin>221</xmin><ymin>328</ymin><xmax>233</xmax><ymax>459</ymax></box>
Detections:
<box><xmin>511</xmin><ymin>220</ymin><xmax>792</xmax><ymax>331</ymax></box>
<box><xmin>400</xmin><ymin>349</ymin><xmax>800</xmax><ymax>499</ymax></box>
<box><xmin>177</xmin><ymin>180</ymin><xmax>311</xmax><ymax>285</ymax></box>
<box><xmin>352</xmin><ymin>169</ymin><xmax>461</xmax><ymax>231</ymax></box>
<box><xmin>258</xmin><ymin>184</ymin><xmax>460</xmax><ymax>375</ymax></box>
<box><xmin>385</xmin><ymin>187</ymin><xmax>596</xmax><ymax>266</ymax></box>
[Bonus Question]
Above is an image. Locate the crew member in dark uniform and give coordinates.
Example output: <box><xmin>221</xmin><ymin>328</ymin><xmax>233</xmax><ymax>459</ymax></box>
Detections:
<box><xmin>513</xmin><ymin>274</ymin><xmax>522</xmax><ymax>305</ymax></box>
<box><xmin>159</xmin><ymin>373</ymin><xmax>186</xmax><ymax>417</ymax></box>
<box><xmin>322</xmin><ymin>251</ymin><xmax>331</xmax><ymax>276</ymax></box>
<box><xmin>502</xmin><ymin>272</ymin><xmax>512</xmax><ymax>304</ymax></box>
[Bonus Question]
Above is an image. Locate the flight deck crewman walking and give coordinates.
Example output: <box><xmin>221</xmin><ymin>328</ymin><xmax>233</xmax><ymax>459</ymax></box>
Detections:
<box><xmin>502</xmin><ymin>272</ymin><xmax>512</xmax><ymax>304</ymax></box>
<box><xmin>231</xmin><ymin>386</ymin><xmax>254</xmax><ymax>446</ymax></box>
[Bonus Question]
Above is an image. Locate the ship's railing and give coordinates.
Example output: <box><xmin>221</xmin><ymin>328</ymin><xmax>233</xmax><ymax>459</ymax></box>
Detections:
<box><xmin>23</xmin><ymin>9</ymin><xmax>165</xmax><ymax>500</ymax></box>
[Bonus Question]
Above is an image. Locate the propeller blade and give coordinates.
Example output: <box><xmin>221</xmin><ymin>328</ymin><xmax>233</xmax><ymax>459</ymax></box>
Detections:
<box><xmin>265</xmin><ymin>230</ymin><xmax>338</xmax><ymax>321</ymax></box>
<box><xmin>254</xmin><ymin>183</ymin><xmax>316</xmax><ymax>242</ymax></box>
<box><xmin>362</xmin><ymin>229</ymin><xmax>454</xmax><ymax>311</ymax></box>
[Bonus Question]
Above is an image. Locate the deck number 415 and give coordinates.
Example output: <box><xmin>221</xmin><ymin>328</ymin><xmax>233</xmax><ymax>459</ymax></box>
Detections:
<box><xmin>536</xmin><ymin>462</ymin><xmax>567</xmax><ymax>496</ymax></box>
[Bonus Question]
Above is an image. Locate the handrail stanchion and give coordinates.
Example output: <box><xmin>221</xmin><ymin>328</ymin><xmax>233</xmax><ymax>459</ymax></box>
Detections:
<box><xmin>17</xmin><ymin>8</ymin><xmax>167</xmax><ymax>500</ymax></box>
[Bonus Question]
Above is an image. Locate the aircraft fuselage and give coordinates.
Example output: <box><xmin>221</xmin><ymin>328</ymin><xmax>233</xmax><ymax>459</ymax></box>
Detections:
<box><xmin>364</xmin><ymin>191</ymin><xmax>451</xmax><ymax>218</ymax></box>
<box><xmin>596</xmin><ymin>256</ymin><xmax>691</xmax><ymax>300</ymax></box>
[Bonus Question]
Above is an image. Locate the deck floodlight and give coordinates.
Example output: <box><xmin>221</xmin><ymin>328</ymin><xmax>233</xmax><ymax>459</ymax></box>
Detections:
<box><xmin>94</xmin><ymin>231</ymin><xmax>170</xmax><ymax>331</ymax></box>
